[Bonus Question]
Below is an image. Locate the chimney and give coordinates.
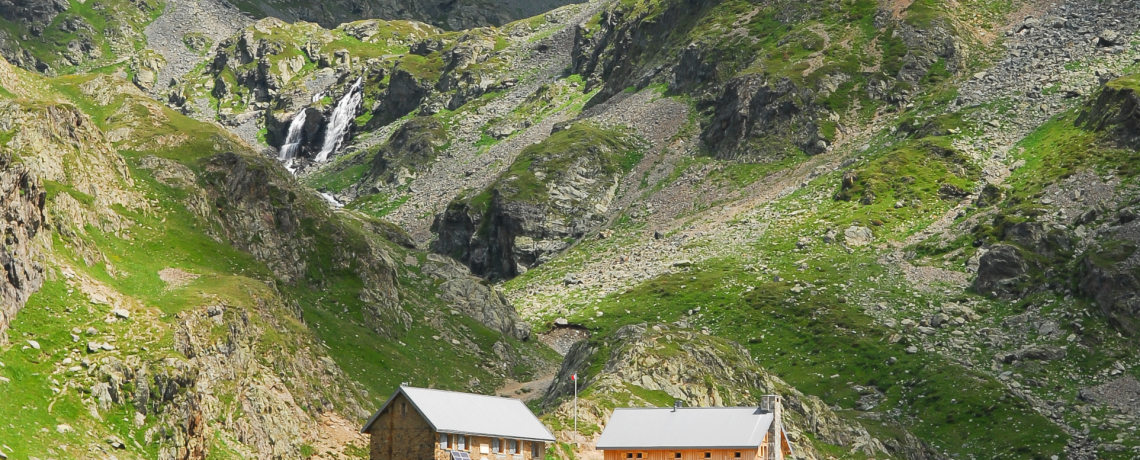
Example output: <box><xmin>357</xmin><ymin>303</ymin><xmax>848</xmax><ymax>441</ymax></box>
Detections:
<box><xmin>672</xmin><ymin>400</ymin><xmax>682</xmax><ymax>412</ymax></box>
<box><xmin>760</xmin><ymin>395</ymin><xmax>783</xmax><ymax>460</ymax></box>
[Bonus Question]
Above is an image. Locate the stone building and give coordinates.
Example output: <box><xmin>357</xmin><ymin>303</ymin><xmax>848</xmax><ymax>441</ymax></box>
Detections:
<box><xmin>596</xmin><ymin>396</ymin><xmax>791</xmax><ymax>460</ymax></box>
<box><xmin>361</xmin><ymin>386</ymin><xmax>556</xmax><ymax>460</ymax></box>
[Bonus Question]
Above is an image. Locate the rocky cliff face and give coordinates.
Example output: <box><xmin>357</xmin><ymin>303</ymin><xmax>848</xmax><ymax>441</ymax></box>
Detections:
<box><xmin>0</xmin><ymin>0</ymin><xmax>155</xmax><ymax>75</ymax></box>
<box><xmin>432</xmin><ymin>124</ymin><xmax>636</xmax><ymax>280</ymax></box>
<box><xmin>366</xmin><ymin>116</ymin><xmax>448</xmax><ymax>186</ymax></box>
<box><xmin>201</xmin><ymin>151</ymin><xmax>408</xmax><ymax>334</ymax></box>
<box><xmin>0</xmin><ymin>155</ymin><xmax>46</xmax><ymax>345</ymax></box>
<box><xmin>541</xmin><ymin>323</ymin><xmax>935</xmax><ymax>460</ymax></box>
<box><xmin>421</xmin><ymin>254</ymin><xmax>532</xmax><ymax>340</ymax></box>
<box><xmin>702</xmin><ymin>75</ymin><xmax>827</xmax><ymax>160</ymax></box>
<box><xmin>571</xmin><ymin>0</ymin><xmax>969</xmax><ymax>162</ymax></box>
<box><xmin>230</xmin><ymin>0</ymin><xmax>580</xmax><ymax>31</ymax></box>
<box><xmin>1077</xmin><ymin>75</ymin><xmax>1140</xmax><ymax>149</ymax></box>
<box><xmin>73</xmin><ymin>283</ymin><xmax>370</xmax><ymax>460</ymax></box>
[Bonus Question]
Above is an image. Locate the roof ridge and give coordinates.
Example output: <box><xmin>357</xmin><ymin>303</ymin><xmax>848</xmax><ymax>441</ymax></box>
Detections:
<box><xmin>403</xmin><ymin>386</ymin><xmax>526</xmax><ymax>403</ymax></box>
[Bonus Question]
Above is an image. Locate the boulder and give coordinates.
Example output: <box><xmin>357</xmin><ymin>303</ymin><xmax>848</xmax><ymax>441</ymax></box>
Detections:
<box><xmin>1000</xmin><ymin>346</ymin><xmax>1067</xmax><ymax>363</ymax></box>
<box><xmin>1097</xmin><ymin>30</ymin><xmax>1122</xmax><ymax>47</ymax></box>
<box><xmin>844</xmin><ymin>226</ymin><xmax>873</xmax><ymax>247</ymax></box>
<box><xmin>972</xmin><ymin>245</ymin><xmax>1029</xmax><ymax>299</ymax></box>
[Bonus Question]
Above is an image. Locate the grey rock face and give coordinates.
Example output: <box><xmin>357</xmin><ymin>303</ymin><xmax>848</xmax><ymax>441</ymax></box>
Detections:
<box><xmin>202</xmin><ymin>152</ymin><xmax>407</xmax><ymax>335</ymax></box>
<box><xmin>0</xmin><ymin>156</ymin><xmax>46</xmax><ymax>345</ymax></box>
<box><xmin>367</xmin><ymin>116</ymin><xmax>447</xmax><ymax>185</ymax></box>
<box><xmin>1079</xmin><ymin>253</ymin><xmax>1140</xmax><ymax>332</ymax></box>
<box><xmin>702</xmin><ymin>75</ymin><xmax>827</xmax><ymax>161</ymax></box>
<box><xmin>1076</xmin><ymin>76</ymin><xmax>1140</xmax><ymax>149</ymax></box>
<box><xmin>231</xmin><ymin>0</ymin><xmax>577</xmax><ymax>31</ymax></box>
<box><xmin>431</xmin><ymin>125</ymin><xmax>627</xmax><ymax>280</ymax></box>
<box><xmin>0</xmin><ymin>0</ymin><xmax>69</xmax><ymax>31</ymax></box>
<box><xmin>422</xmin><ymin>254</ymin><xmax>532</xmax><ymax>340</ymax></box>
<box><xmin>370</xmin><ymin>67</ymin><xmax>434</xmax><ymax>127</ymax></box>
<box><xmin>973</xmin><ymin>244</ymin><xmax>1029</xmax><ymax>299</ymax></box>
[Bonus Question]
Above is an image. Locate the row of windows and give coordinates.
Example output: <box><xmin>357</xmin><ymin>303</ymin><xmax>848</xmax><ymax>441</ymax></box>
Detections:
<box><xmin>624</xmin><ymin>453</ymin><xmax>743</xmax><ymax>459</ymax></box>
<box><xmin>440</xmin><ymin>434</ymin><xmax>540</xmax><ymax>457</ymax></box>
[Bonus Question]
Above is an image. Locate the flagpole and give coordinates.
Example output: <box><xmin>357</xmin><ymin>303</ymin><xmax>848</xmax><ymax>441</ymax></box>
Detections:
<box><xmin>573</xmin><ymin>373</ymin><xmax>578</xmax><ymax>434</ymax></box>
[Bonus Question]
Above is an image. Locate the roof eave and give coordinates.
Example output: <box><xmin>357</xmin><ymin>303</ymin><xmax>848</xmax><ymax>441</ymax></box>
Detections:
<box><xmin>436</xmin><ymin>430</ymin><xmax>556</xmax><ymax>443</ymax></box>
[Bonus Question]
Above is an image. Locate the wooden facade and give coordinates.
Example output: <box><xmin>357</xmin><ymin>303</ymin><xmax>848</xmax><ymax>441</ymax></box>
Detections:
<box><xmin>599</xmin><ymin>432</ymin><xmax>790</xmax><ymax>460</ymax></box>
<box><xmin>366</xmin><ymin>393</ymin><xmax>547</xmax><ymax>460</ymax></box>
<box><xmin>433</xmin><ymin>433</ymin><xmax>546</xmax><ymax>460</ymax></box>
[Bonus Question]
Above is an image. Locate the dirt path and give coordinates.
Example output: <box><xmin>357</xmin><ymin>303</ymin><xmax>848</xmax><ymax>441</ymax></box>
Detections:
<box><xmin>497</xmin><ymin>375</ymin><xmax>555</xmax><ymax>402</ymax></box>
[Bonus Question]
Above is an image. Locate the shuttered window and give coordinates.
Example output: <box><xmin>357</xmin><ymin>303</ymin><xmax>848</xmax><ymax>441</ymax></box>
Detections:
<box><xmin>458</xmin><ymin>435</ymin><xmax>466</xmax><ymax>450</ymax></box>
<box><xmin>509</xmin><ymin>440</ymin><xmax>518</xmax><ymax>454</ymax></box>
<box><xmin>532</xmin><ymin>443</ymin><xmax>540</xmax><ymax>458</ymax></box>
<box><xmin>493</xmin><ymin>439</ymin><xmax>500</xmax><ymax>452</ymax></box>
<box><xmin>440</xmin><ymin>433</ymin><xmax>448</xmax><ymax>449</ymax></box>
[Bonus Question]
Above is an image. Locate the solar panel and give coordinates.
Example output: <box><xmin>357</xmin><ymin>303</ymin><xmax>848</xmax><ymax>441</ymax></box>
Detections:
<box><xmin>452</xmin><ymin>451</ymin><xmax>472</xmax><ymax>460</ymax></box>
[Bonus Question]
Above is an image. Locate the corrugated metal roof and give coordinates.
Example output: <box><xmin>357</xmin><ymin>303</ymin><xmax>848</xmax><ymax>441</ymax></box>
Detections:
<box><xmin>596</xmin><ymin>407</ymin><xmax>773</xmax><ymax>449</ymax></box>
<box><xmin>361</xmin><ymin>387</ymin><xmax>556</xmax><ymax>442</ymax></box>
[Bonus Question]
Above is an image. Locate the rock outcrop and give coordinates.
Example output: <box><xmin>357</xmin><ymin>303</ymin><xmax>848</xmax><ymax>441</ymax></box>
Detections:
<box><xmin>201</xmin><ymin>152</ymin><xmax>408</xmax><ymax>334</ymax></box>
<box><xmin>82</xmin><ymin>298</ymin><xmax>370</xmax><ymax>460</ymax></box>
<box><xmin>0</xmin><ymin>155</ymin><xmax>46</xmax><ymax>344</ymax></box>
<box><xmin>702</xmin><ymin>75</ymin><xmax>827</xmax><ymax>161</ymax></box>
<box><xmin>432</xmin><ymin>124</ymin><xmax>635</xmax><ymax>279</ymax></box>
<box><xmin>1079</xmin><ymin>241</ymin><xmax>1140</xmax><ymax>333</ymax></box>
<box><xmin>1077</xmin><ymin>75</ymin><xmax>1140</xmax><ymax>149</ymax></box>
<box><xmin>230</xmin><ymin>0</ymin><xmax>575</xmax><ymax>31</ymax></box>
<box><xmin>367</xmin><ymin>116</ymin><xmax>448</xmax><ymax>185</ymax></box>
<box><xmin>973</xmin><ymin>244</ymin><xmax>1031</xmax><ymax>299</ymax></box>
<box><xmin>421</xmin><ymin>254</ymin><xmax>532</xmax><ymax>340</ymax></box>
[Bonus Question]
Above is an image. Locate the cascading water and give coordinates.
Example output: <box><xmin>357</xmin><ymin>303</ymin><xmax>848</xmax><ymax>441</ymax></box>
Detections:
<box><xmin>315</xmin><ymin>77</ymin><xmax>363</xmax><ymax>162</ymax></box>
<box><xmin>278</xmin><ymin>110</ymin><xmax>308</xmax><ymax>161</ymax></box>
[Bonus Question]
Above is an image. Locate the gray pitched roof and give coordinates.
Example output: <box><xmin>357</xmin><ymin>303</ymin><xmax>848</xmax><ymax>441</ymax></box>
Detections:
<box><xmin>361</xmin><ymin>387</ymin><xmax>556</xmax><ymax>442</ymax></box>
<box><xmin>596</xmin><ymin>407</ymin><xmax>774</xmax><ymax>450</ymax></box>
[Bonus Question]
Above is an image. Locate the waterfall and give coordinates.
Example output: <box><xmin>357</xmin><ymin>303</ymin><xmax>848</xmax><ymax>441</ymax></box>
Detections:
<box><xmin>315</xmin><ymin>77</ymin><xmax>363</xmax><ymax>162</ymax></box>
<box><xmin>278</xmin><ymin>110</ymin><xmax>308</xmax><ymax>161</ymax></box>
<box><xmin>320</xmin><ymin>192</ymin><xmax>344</xmax><ymax>208</ymax></box>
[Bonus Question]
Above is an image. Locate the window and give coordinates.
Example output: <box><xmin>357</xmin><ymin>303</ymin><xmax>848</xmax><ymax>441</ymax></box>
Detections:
<box><xmin>626</xmin><ymin>454</ymin><xmax>633</xmax><ymax>459</ymax></box>
<box><xmin>674</xmin><ymin>454</ymin><xmax>682</xmax><ymax>459</ymax></box>
<box><xmin>493</xmin><ymin>439</ymin><xmax>500</xmax><ymax>452</ymax></box>
<box><xmin>636</xmin><ymin>454</ymin><xmax>643</xmax><ymax>459</ymax></box>
<box><xmin>704</xmin><ymin>453</ymin><xmax>711</xmax><ymax>459</ymax></box>
<box><xmin>458</xmin><ymin>435</ymin><xmax>467</xmax><ymax>451</ymax></box>
<box><xmin>401</xmin><ymin>402</ymin><xmax>407</xmax><ymax>415</ymax></box>
<box><xmin>440</xmin><ymin>433</ymin><xmax>449</xmax><ymax>450</ymax></box>
<box><xmin>509</xmin><ymin>440</ymin><xmax>518</xmax><ymax>454</ymax></box>
<box><xmin>734</xmin><ymin>453</ymin><xmax>741</xmax><ymax>458</ymax></box>
<box><xmin>532</xmin><ymin>442</ymin><xmax>539</xmax><ymax>458</ymax></box>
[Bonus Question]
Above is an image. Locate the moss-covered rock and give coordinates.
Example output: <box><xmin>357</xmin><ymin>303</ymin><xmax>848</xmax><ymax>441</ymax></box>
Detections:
<box><xmin>367</xmin><ymin>116</ymin><xmax>448</xmax><ymax>185</ymax></box>
<box><xmin>431</xmin><ymin>124</ymin><xmax>641</xmax><ymax>280</ymax></box>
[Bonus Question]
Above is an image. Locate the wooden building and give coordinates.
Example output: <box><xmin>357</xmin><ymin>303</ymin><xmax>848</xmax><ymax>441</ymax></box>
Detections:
<box><xmin>361</xmin><ymin>386</ymin><xmax>556</xmax><ymax>460</ymax></box>
<box><xmin>596</xmin><ymin>396</ymin><xmax>791</xmax><ymax>460</ymax></box>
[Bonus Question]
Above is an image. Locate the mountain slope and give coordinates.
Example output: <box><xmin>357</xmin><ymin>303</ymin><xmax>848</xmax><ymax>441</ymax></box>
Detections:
<box><xmin>2</xmin><ymin>0</ymin><xmax>1140</xmax><ymax>459</ymax></box>
<box><xmin>0</xmin><ymin>56</ymin><xmax>557</xmax><ymax>459</ymax></box>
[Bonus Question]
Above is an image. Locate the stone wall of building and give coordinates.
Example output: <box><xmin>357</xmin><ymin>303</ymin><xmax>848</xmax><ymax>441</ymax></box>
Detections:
<box><xmin>368</xmin><ymin>393</ymin><xmax>438</xmax><ymax>460</ymax></box>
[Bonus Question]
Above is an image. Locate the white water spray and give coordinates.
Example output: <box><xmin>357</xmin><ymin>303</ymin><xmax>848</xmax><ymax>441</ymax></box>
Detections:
<box><xmin>278</xmin><ymin>110</ymin><xmax>308</xmax><ymax>161</ymax></box>
<box><xmin>320</xmin><ymin>192</ymin><xmax>344</xmax><ymax>208</ymax></box>
<box><xmin>315</xmin><ymin>77</ymin><xmax>363</xmax><ymax>162</ymax></box>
